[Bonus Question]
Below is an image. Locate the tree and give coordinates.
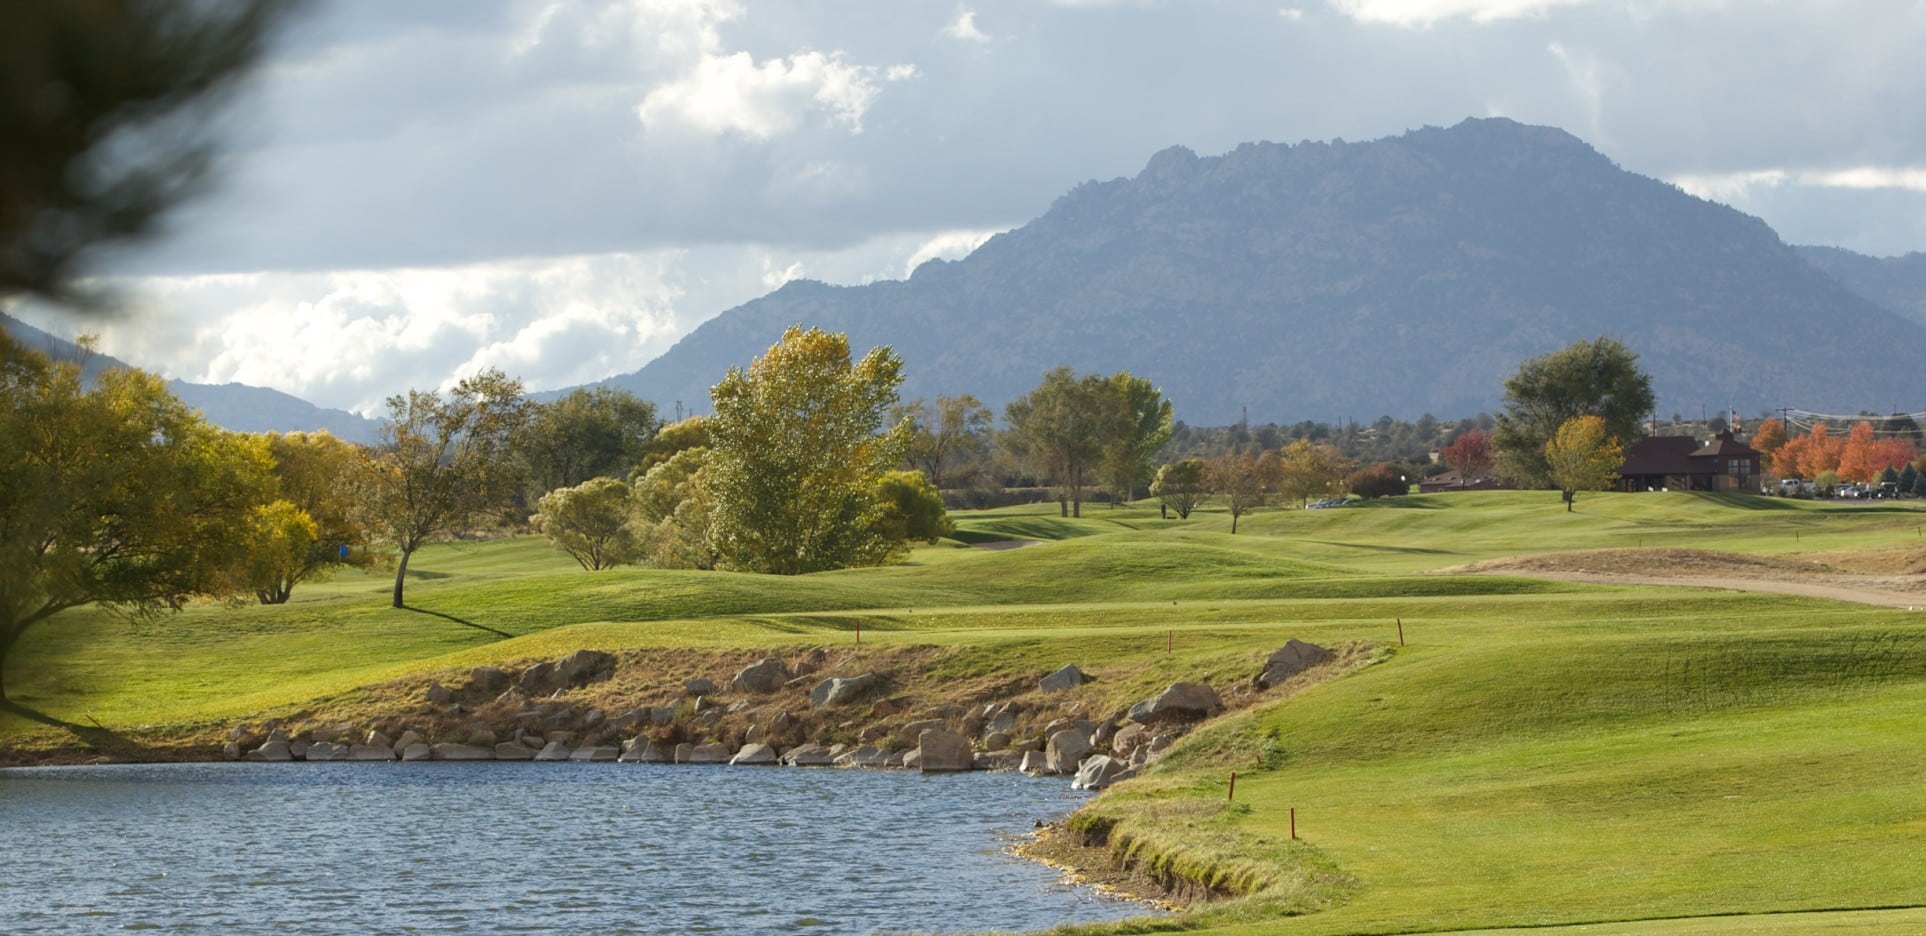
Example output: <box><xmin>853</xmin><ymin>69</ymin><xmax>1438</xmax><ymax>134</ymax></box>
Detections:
<box><xmin>1097</xmin><ymin>373</ymin><xmax>1174</xmax><ymax>506</ymax></box>
<box><xmin>871</xmin><ymin>470</ymin><xmax>953</xmax><ymax>547</ymax></box>
<box><xmin>354</xmin><ymin>370</ymin><xmax>530</xmax><ymax>607</ymax></box>
<box><xmin>1347</xmin><ymin>463</ymin><xmax>1408</xmax><ymax>500</ymax></box>
<box><xmin>630</xmin><ymin>446</ymin><xmax>717</xmax><ymax>570</ymax></box>
<box><xmin>706</xmin><ymin>326</ymin><xmax>910</xmax><ymax>575</ymax></box>
<box><xmin>1544</xmin><ymin>415</ymin><xmax>1623</xmax><ymax>511</ymax></box>
<box><xmin>237</xmin><ymin>499</ymin><xmax>318</xmax><ymax>605</ymax></box>
<box><xmin>237</xmin><ymin>431</ymin><xmax>372</xmax><ymax>604</ymax></box>
<box><xmin>636</xmin><ymin>416</ymin><xmax>709</xmax><ymax>475</ymax></box>
<box><xmin>1206</xmin><ymin>450</ymin><xmax>1272</xmax><ymax>534</ymax></box>
<box><xmin>1</xmin><ymin>1</ymin><xmax>304</xmax><ymax>303</ymax></box>
<box><xmin>1836</xmin><ymin>422</ymin><xmax>1880</xmax><ymax>484</ymax></box>
<box><xmin>1749</xmin><ymin>418</ymin><xmax>1788</xmax><ymax>468</ymax></box>
<box><xmin>1915</xmin><ymin>467</ymin><xmax>1926</xmax><ymax>499</ymax></box>
<box><xmin>1492</xmin><ymin>337</ymin><xmax>1654</xmax><ymax>487</ymax></box>
<box><xmin>1151</xmin><ymin>458</ymin><xmax>1210</xmax><ymax>519</ymax></box>
<box><xmin>531</xmin><ymin>477</ymin><xmax>641</xmax><ymax>571</ymax></box>
<box><xmin>1900</xmin><ymin>463</ymin><xmax>1919</xmax><ymax>497</ymax></box>
<box><xmin>0</xmin><ymin>334</ymin><xmax>274</xmax><ymax>701</ymax></box>
<box><xmin>900</xmin><ymin>395</ymin><xmax>993</xmax><ymax>490</ymax></box>
<box><xmin>1439</xmin><ymin>428</ymin><xmax>1493</xmax><ymax>485</ymax></box>
<box><xmin>1004</xmin><ymin>367</ymin><xmax>1106</xmax><ymax>518</ymax></box>
<box><xmin>1275</xmin><ymin>438</ymin><xmax>1351</xmax><ymax>508</ymax></box>
<box><xmin>519</xmin><ymin>387</ymin><xmax>658</xmax><ymax>499</ymax></box>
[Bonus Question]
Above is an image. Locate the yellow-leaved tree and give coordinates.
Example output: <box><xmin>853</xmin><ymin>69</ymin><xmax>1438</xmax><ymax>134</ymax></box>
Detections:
<box><xmin>1544</xmin><ymin>415</ymin><xmax>1623</xmax><ymax>512</ymax></box>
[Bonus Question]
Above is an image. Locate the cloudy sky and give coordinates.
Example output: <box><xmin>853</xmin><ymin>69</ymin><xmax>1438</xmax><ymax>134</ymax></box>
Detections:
<box><xmin>13</xmin><ymin>0</ymin><xmax>1926</xmax><ymax>415</ymax></box>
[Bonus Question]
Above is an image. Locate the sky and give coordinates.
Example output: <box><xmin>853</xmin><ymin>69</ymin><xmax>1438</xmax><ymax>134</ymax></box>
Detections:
<box><xmin>12</xmin><ymin>0</ymin><xmax>1926</xmax><ymax>416</ymax></box>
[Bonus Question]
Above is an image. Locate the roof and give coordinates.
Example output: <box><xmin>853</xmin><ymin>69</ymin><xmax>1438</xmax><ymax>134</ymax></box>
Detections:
<box><xmin>1691</xmin><ymin>430</ymin><xmax>1762</xmax><ymax>459</ymax></box>
<box><xmin>1619</xmin><ymin>435</ymin><xmax>1703</xmax><ymax>476</ymax></box>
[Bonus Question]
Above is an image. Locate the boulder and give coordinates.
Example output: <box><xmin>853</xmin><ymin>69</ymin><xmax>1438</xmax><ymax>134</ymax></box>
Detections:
<box><xmin>894</xmin><ymin>719</ymin><xmax>948</xmax><ymax>748</ymax></box>
<box><xmin>982</xmin><ymin>732</ymin><xmax>1012</xmax><ymax>752</ymax></box>
<box><xmin>1071</xmin><ymin>755</ymin><xmax>1130</xmax><ymax>791</ymax></box>
<box><xmin>619</xmin><ymin>739</ymin><xmax>668</xmax><ymax>763</ymax></box>
<box><xmin>494</xmin><ymin>742</ymin><xmax>536</xmax><ymax>761</ymax></box>
<box><xmin>1017</xmin><ymin>750</ymin><xmax>1050</xmax><ymax>776</ymax></box>
<box><xmin>570</xmin><ymin>745</ymin><xmax>619</xmax><ymax>762</ymax></box>
<box><xmin>1256</xmin><ymin>639</ymin><xmax>1335</xmax><ymax>689</ymax></box>
<box><xmin>400</xmin><ymin>743</ymin><xmax>433</xmax><ymax>761</ymax></box>
<box><xmin>809</xmin><ymin>674</ymin><xmax>877</xmax><ymax>708</ymax></box>
<box><xmin>424</xmin><ymin>682</ymin><xmax>454</xmax><ymax>705</ymax></box>
<box><xmin>1041</xmin><ymin>664</ymin><xmax>1091</xmax><ymax>693</ymax></box>
<box><xmin>917</xmin><ymin>728</ymin><xmax>973</xmax><ymax>773</ymax></box>
<box><xmin>683</xmin><ymin>742</ymin><xmax>731</xmax><ymax>764</ymax></box>
<box><xmin>347</xmin><ymin>744</ymin><xmax>396</xmax><ymax>762</ymax></box>
<box><xmin>534</xmin><ymin>741</ymin><xmax>573</xmax><ymax>762</ymax></box>
<box><xmin>245</xmin><ymin>740</ymin><xmax>292</xmax><ymax>762</ymax></box>
<box><xmin>289</xmin><ymin>739</ymin><xmax>310</xmax><ymax>760</ymax></box>
<box><xmin>467</xmin><ymin>666</ymin><xmax>510</xmax><ymax>696</ymax></box>
<box><xmin>870</xmin><ymin>695</ymin><xmax>913</xmax><ymax>717</ymax></box>
<box><xmin>729</xmin><ymin>743</ymin><xmax>779</xmax><ymax>766</ymax></box>
<box><xmin>648</xmin><ymin>706</ymin><xmax>677</xmax><ymax>726</ymax></box>
<box><xmin>833</xmin><ymin>746</ymin><xmax>888</xmax><ymax>768</ymax></box>
<box><xmin>556</xmin><ymin>649</ymin><xmax>616</xmax><ymax>687</ymax></box>
<box><xmin>973</xmin><ymin>750</ymin><xmax>1021</xmax><ymax>772</ymax></box>
<box><xmin>391</xmin><ymin>730</ymin><xmax>423</xmax><ymax>753</ymax></box>
<box><xmin>731</xmin><ymin>658</ymin><xmax>790</xmax><ymax>694</ymax></box>
<box><xmin>309</xmin><ymin>726</ymin><xmax>342</xmax><ymax>744</ymax></box>
<box><xmin>583</xmin><ymin>709</ymin><xmax>606</xmax><ymax>729</ymax></box>
<box><xmin>1045</xmin><ymin>729</ymin><xmax>1093</xmax><ymax>775</ymax></box>
<box><xmin>781</xmin><ymin>743</ymin><xmax>837</xmax><ymax>766</ymax></box>
<box><xmin>516</xmin><ymin>662</ymin><xmax>560</xmax><ymax>696</ymax></box>
<box><xmin>900</xmin><ymin>748</ymin><xmax>922</xmax><ymax>771</ymax></box>
<box><xmin>1110</xmin><ymin>723</ymin><xmax>1147</xmax><ymax>754</ymax></box>
<box><xmin>222</xmin><ymin>741</ymin><xmax>242</xmax><ymax>761</ymax></box>
<box><xmin>1127</xmin><ymin>682</ymin><xmax>1222</xmax><ymax>725</ymax></box>
<box><xmin>431</xmin><ymin>743</ymin><xmax>495</xmax><ymax>761</ymax></box>
<box><xmin>684</xmin><ymin>677</ymin><xmax>717</xmax><ymax>696</ymax></box>
<box><xmin>365</xmin><ymin>730</ymin><xmax>394</xmax><ymax>750</ymax></box>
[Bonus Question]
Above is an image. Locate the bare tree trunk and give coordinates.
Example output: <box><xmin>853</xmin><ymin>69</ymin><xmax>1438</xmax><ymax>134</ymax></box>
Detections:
<box><xmin>392</xmin><ymin>548</ymin><xmax>413</xmax><ymax>608</ymax></box>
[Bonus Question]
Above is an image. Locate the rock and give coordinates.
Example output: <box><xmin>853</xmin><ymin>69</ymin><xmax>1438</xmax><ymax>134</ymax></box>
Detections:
<box><xmin>619</xmin><ymin>739</ymin><xmax>668</xmax><ymax>763</ymax></box>
<box><xmin>973</xmin><ymin>750</ymin><xmax>1021</xmax><ymax>771</ymax></box>
<box><xmin>424</xmin><ymin>682</ymin><xmax>454</xmax><ymax>705</ymax></box>
<box><xmin>649</xmin><ymin>706</ymin><xmax>677</xmax><ymax>725</ymax></box>
<box><xmin>1256</xmin><ymin>639</ymin><xmax>1335</xmax><ymax>689</ymax></box>
<box><xmin>684</xmin><ymin>677</ymin><xmax>717</xmax><ymax>696</ymax></box>
<box><xmin>1110</xmin><ymin>723</ymin><xmax>1147</xmax><ymax>754</ymax></box>
<box><xmin>900</xmin><ymin>748</ymin><xmax>922</xmax><ymax>770</ymax></box>
<box><xmin>894</xmin><ymin>719</ymin><xmax>948</xmax><ymax>748</ymax></box>
<box><xmin>365</xmin><ymin>730</ymin><xmax>394</xmax><ymax>750</ymax></box>
<box><xmin>516</xmin><ymin>661</ymin><xmax>560</xmax><ymax>696</ymax></box>
<box><xmin>571</xmin><ymin>745</ymin><xmax>619</xmax><ymax>762</ymax></box>
<box><xmin>1127</xmin><ymin>682</ymin><xmax>1222</xmax><ymax>725</ymax></box>
<box><xmin>467</xmin><ymin>666</ymin><xmax>510</xmax><ymax>695</ymax></box>
<box><xmin>730</xmin><ymin>743</ymin><xmax>779</xmax><ymax>765</ymax></box>
<box><xmin>683</xmin><ymin>742</ymin><xmax>731</xmax><ymax>764</ymax></box>
<box><xmin>1011</xmin><ymin>737</ymin><xmax>1043</xmax><ymax>755</ymax></box>
<box><xmin>1091</xmin><ymin>720</ymin><xmax>1119</xmax><ymax>750</ymax></box>
<box><xmin>463</xmin><ymin>721</ymin><xmax>497</xmax><ymax>747</ymax></box>
<box><xmin>392</xmin><ymin>730</ymin><xmax>423</xmax><ymax>754</ymax></box>
<box><xmin>309</xmin><ymin>726</ymin><xmax>342</xmax><ymax>744</ymax></box>
<box><xmin>1044</xmin><ymin>717</ymin><xmax>1093</xmax><ymax>739</ymax></box>
<box><xmin>544</xmin><ymin>730</ymin><xmax>576</xmax><ymax>745</ymax></box>
<box><xmin>731</xmin><ymin>658</ymin><xmax>790</xmax><ymax>694</ymax></box>
<box><xmin>556</xmin><ymin>649</ymin><xmax>616</xmax><ymax>688</ymax></box>
<box><xmin>884</xmin><ymin>750</ymin><xmax>909</xmax><ymax>769</ymax></box>
<box><xmin>692</xmin><ymin>696</ymin><xmax>719</xmax><ymax>714</ymax></box>
<box><xmin>1017</xmin><ymin>750</ymin><xmax>1050</xmax><ymax>776</ymax></box>
<box><xmin>245</xmin><ymin>740</ymin><xmax>292</xmax><ymax>762</ymax></box>
<box><xmin>430</xmin><ymin>743</ymin><xmax>495</xmax><ymax>761</ymax></box>
<box><xmin>1045</xmin><ymin>729</ymin><xmax>1093</xmax><ymax>775</ymax></box>
<box><xmin>726</xmin><ymin>700</ymin><xmax>753</xmax><ymax>714</ymax></box>
<box><xmin>834</xmin><ymin>745</ymin><xmax>888</xmax><ymax>768</ymax></box>
<box><xmin>400</xmin><ymin>743</ymin><xmax>433</xmax><ymax>761</ymax></box>
<box><xmin>917</xmin><ymin>728</ymin><xmax>973</xmax><ymax>773</ymax></box>
<box><xmin>1072</xmin><ymin>755</ymin><xmax>1129</xmax><ymax>791</ymax></box>
<box><xmin>1041</xmin><ymin>664</ymin><xmax>1091</xmax><ymax>693</ymax></box>
<box><xmin>494</xmin><ymin>742</ymin><xmax>536</xmax><ymax>761</ymax></box>
<box><xmin>983</xmin><ymin>711</ymin><xmax>1017</xmax><ymax>735</ymax></box>
<box><xmin>534</xmin><ymin>741</ymin><xmax>573</xmax><ymax>762</ymax></box>
<box><xmin>222</xmin><ymin>741</ymin><xmax>242</xmax><ymax>760</ymax></box>
<box><xmin>809</xmin><ymin>674</ymin><xmax>877</xmax><ymax>708</ymax></box>
<box><xmin>781</xmin><ymin>743</ymin><xmax>836</xmax><ymax>766</ymax></box>
<box><xmin>870</xmin><ymin>695</ymin><xmax>913</xmax><ymax>717</ymax></box>
<box><xmin>582</xmin><ymin>709</ymin><xmax>606</xmax><ymax>729</ymax></box>
<box><xmin>346</xmin><ymin>744</ymin><xmax>394</xmax><ymax>762</ymax></box>
<box><xmin>289</xmin><ymin>739</ymin><xmax>311</xmax><ymax>759</ymax></box>
<box><xmin>607</xmin><ymin>708</ymin><xmax>646</xmax><ymax>733</ymax></box>
<box><xmin>672</xmin><ymin>742</ymin><xmax>694</xmax><ymax>763</ymax></box>
<box><xmin>983</xmin><ymin>731</ymin><xmax>1012</xmax><ymax>752</ymax></box>
<box><xmin>266</xmin><ymin>726</ymin><xmax>290</xmax><ymax>744</ymax></box>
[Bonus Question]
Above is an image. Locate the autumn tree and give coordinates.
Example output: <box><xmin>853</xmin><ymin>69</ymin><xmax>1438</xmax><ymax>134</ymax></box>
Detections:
<box><xmin>0</xmin><ymin>335</ymin><xmax>275</xmax><ymax>701</ymax></box>
<box><xmin>1097</xmin><ymin>373</ymin><xmax>1174</xmax><ymax>507</ymax></box>
<box><xmin>1544</xmin><ymin>415</ymin><xmax>1623</xmax><ymax>511</ymax></box>
<box><xmin>530</xmin><ymin>477</ymin><xmax>641</xmax><ymax>571</ymax></box>
<box><xmin>1749</xmin><ymin>418</ymin><xmax>1788</xmax><ymax>468</ymax></box>
<box><xmin>1275</xmin><ymin>438</ymin><xmax>1351</xmax><ymax>508</ymax></box>
<box><xmin>899</xmin><ymin>395</ymin><xmax>993</xmax><ymax>489</ymax></box>
<box><xmin>1151</xmin><ymin>458</ymin><xmax>1210</xmax><ymax>519</ymax></box>
<box><xmin>1206</xmin><ymin>450</ymin><xmax>1273</xmax><ymax>534</ymax></box>
<box><xmin>236</xmin><ymin>431</ymin><xmax>372</xmax><ymax>604</ymax></box>
<box><xmin>519</xmin><ymin>387</ymin><xmax>658</xmax><ymax>499</ymax></box>
<box><xmin>630</xmin><ymin>447</ymin><xmax>717</xmax><ymax>570</ymax></box>
<box><xmin>1439</xmin><ymin>428</ymin><xmax>1493</xmax><ymax>486</ymax></box>
<box><xmin>1836</xmin><ymin>422</ymin><xmax>1880</xmax><ymax>483</ymax></box>
<box><xmin>1493</xmin><ymin>337</ymin><xmax>1654</xmax><ymax>487</ymax></box>
<box><xmin>1346</xmin><ymin>463</ymin><xmax>1408</xmax><ymax>500</ymax></box>
<box><xmin>1777</xmin><ymin>425</ymin><xmax>1844</xmax><ymax>480</ymax></box>
<box><xmin>355</xmin><ymin>370</ymin><xmax>530</xmax><ymax>607</ymax></box>
<box><xmin>705</xmin><ymin>326</ymin><xmax>911</xmax><ymax>575</ymax></box>
<box><xmin>871</xmin><ymin>470</ymin><xmax>954</xmax><ymax>546</ymax></box>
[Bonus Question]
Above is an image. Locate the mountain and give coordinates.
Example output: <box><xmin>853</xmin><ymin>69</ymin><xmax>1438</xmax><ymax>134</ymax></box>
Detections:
<box><xmin>596</xmin><ymin>118</ymin><xmax>1926</xmax><ymax>425</ymax></box>
<box><xmin>1794</xmin><ymin>246</ymin><xmax>1926</xmax><ymax>327</ymax></box>
<box><xmin>1</xmin><ymin>312</ymin><xmax>379</xmax><ymax>442</ymax></box>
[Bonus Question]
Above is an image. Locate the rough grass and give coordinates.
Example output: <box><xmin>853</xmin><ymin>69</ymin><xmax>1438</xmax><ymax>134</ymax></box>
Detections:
<box><xmin>6</xmin><ymin>491</ymin><xmax>1926</xmax><ymax>935</ymax></box>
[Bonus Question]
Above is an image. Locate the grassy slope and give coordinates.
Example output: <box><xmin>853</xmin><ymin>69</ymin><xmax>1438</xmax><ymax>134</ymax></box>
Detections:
<box><xmin>6</xmin><ymin>491</ymin><xmax>1926</xmax><ymax>934</ymax></box>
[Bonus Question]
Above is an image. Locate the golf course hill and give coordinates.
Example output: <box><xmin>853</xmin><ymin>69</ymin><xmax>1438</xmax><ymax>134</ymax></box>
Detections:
<box><xmin>5</xmin><ymin>490</ymin><xmax>1926</xmax><ymax>935</ymax></box>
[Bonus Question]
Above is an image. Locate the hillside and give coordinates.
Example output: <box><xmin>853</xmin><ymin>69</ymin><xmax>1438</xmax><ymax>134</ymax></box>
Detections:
<box><xmin>598</xmin><ymin>118</ymin><xmax>1926</xmax><ymax>424</ymax></box>
<box><xmin>1796</xmin><ymin>244</ymin><xmax>1926</xmax><ymax>326</ymax></box>
<box><xmin>1</xmin><ymin>312</ymin><xmax>379</xmax><ymax>442</ymax></box>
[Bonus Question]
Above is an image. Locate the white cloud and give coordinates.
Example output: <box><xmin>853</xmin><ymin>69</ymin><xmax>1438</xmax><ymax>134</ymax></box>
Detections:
<box><xmin>1329</xmin><ymin>0</ymin><xmax>1595</xmax><ymax>27</ymax></box>
<box><xmin>761</xmin><ymin>256</ymin><xmax>807</xmax><ymax>289</ymax></box>
<box><xmin>1279</xmin><ymin>7</ymin><xmax>1306</xmax><ymax>20</ymax></box>
<box><xmin>945</xmin><ymin>10</ymin><xmax>992</xmax><ymax>42</ymax></box>
<box><xmin>1670</xmin><ymin>169</ymin><xmax>1791</xmax><ymax>203</ymax></box>
<box><xmin>903</xmin><ymin>228</ymin><xmax>1002</xmax><ymax>277</ymax></box>
<box><xmin>1546</xmin><ymin>42</ymin><xmax>1620</xmax><ymax>144</ymax></box>
<box><xmin>1809</xmin><ymin>166</ymin><xmax>1926</xmax><ymax>193</ymax></box>
<box><xmin>638</xmin><ymin>49</ymin><xmax>912</xmax><ymax>138</ymax></box>
<box><xmin>1671</xmin><ymin>165</ymin><xmax>1926</xmax><ymax>203</ymax></box>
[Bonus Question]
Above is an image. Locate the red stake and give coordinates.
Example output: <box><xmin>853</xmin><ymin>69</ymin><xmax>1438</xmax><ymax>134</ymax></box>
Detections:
<box><xmin>1397</xmin><ymin>617</ymin><xmax>1405</xmax><ymax>646</ymax></box>
<box><xmin>1228</xmin><ymin>771</ymin><xmax>1237</xmax><ymax>802</ymax></box>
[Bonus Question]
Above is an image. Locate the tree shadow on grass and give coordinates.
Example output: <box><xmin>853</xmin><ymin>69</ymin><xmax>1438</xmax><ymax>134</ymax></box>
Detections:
<box><xmin>0</xmin><ymin>697</ymin><xmax>170</xmax><ymax>761</ymax></box>
<box><xmin>398</xmin><ymin>605</ymin><xmax>513</xmax><ymax>639</ymax></box>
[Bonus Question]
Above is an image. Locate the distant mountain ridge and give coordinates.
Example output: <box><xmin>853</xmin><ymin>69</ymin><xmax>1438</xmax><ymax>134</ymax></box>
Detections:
<box><xmin>1794</xmin><ymin>246</ymin><xmax>1926</xmax><ymax>327</ymax></box>
<box><xmin>0</xmin><ymin>312</ymin><xmax>379</xmax><ymax>442</ymax></box>
<box><xmin>594</xmin><ymin>118</ymin><xmax>1926</xmax><ymax>424</ymax></box>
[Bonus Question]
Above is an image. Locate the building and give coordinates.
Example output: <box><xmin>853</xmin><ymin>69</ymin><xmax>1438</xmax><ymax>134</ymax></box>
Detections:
<box><xmin>1616</xmin><ymin>430</ymin><xmax>1762</xmax><ymax>493</ymax></box>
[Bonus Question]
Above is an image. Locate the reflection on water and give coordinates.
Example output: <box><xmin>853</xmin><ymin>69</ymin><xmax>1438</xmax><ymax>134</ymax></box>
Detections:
<box><xmin>0</xmin><ymin>762</ymin><xmax>1150</xmax><ymax>934</ymax></box>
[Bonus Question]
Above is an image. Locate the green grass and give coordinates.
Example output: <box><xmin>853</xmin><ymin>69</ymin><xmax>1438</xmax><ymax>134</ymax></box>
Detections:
<box><xmin>6</xmin><ymin>491</ymin><xmax>1926</xmax><ymax>933</ymax></box>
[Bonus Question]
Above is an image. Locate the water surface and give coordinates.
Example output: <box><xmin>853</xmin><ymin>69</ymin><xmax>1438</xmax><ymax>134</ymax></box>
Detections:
<box><xmin>0</xmin><ymin>762</ymin><xmax>1151</xmax><ymax>934</ymax></box>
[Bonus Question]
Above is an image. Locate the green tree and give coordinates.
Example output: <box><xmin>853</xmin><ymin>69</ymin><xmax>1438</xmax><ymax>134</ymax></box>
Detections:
<box><xmin>0</xmin><ymin>334</ymin><xmax>274</xmax><ymax>701</ymax></box>
<box><xmin>354</xmin><ymin>370</ymin><xmax>530</xmax><ymax>607</ymax></box>
<box><xmin>871</xmin><ymin>470</ymin><xmax>954</xmax><ymax>547</ymax></box>
<box><xmin>1346</xmin><ymin>463</ymin><xmax>1408</xmax><ymax>500</ymax></box>
<box><xmin>1544</xmin><ymin>415</ymin><xmax>1623</xmax><ymax>511</ymax></box>
<box><xmin>1150</xmin><ymin>458</ymin><xmax>1210</xmax><ymax>519</ymax></box>
<box><xmin>631</xmin><ymin>447</ymin><xmax>718</xmax><ymax>570</ymax></box>
<box><xmin>519</xmin><ymin>387</ymin><xmax>658</xmax><ymax>499</ymax></box>
<box><xmin>636</xmin><ymin>416</ymin><xmax>709</xmax><ymax>475</ymax></box>
<box><xmin>1900</xmin><ymin>463</ymin><xmax>1919</xmax><ymax>497</ymax></box>
<box><xmin>1206</xmin><ymin>450</ymin><xmax>1274</xmax><ymax>534</ymax></box>
<box><xmin>1</xmin><ymin>1</ymin><xmax>304</xmax><ymax>303</ymax></box>
<box><xmin>899</xmin><ymin>394</ymin><xmax>993</xmax><ymax>489</ymax></box>
<box><xmin>1493</xmin><ymin>337</ymin><xmax>1654</xmax><ymax>487</ymax></box>
<box><xmin>1275</xmin><ymin>438</ymin><xmax>1351</xmax><ymax>508</ymax></box>
<box><xmin>531</xmin><ymin>477</ymin><xmax>641</xmax><ymax>571</ymax></box>
<box><xmin>706</xmin><ymin>326</ymin><xmax>911</xmax><ymax>575</ymax></box>
<box><xmin>239</xmin><ymin>431</ymin><xmax>372</xmax><ymax>604</ymax></box>
<box><xmin>237</xmin><ymin>499</ymin><xmax>318</xmax><ymax>605</ymax></box>
<box><xmin>1004</xmin><ymin>367</ymin><xmax>1106</xmax><ymax>517</ymax></box>
<box><xmin>1097</xmin><ymin>373</ymin><xmax>1174</xmax><ymax>506</ymax></box>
